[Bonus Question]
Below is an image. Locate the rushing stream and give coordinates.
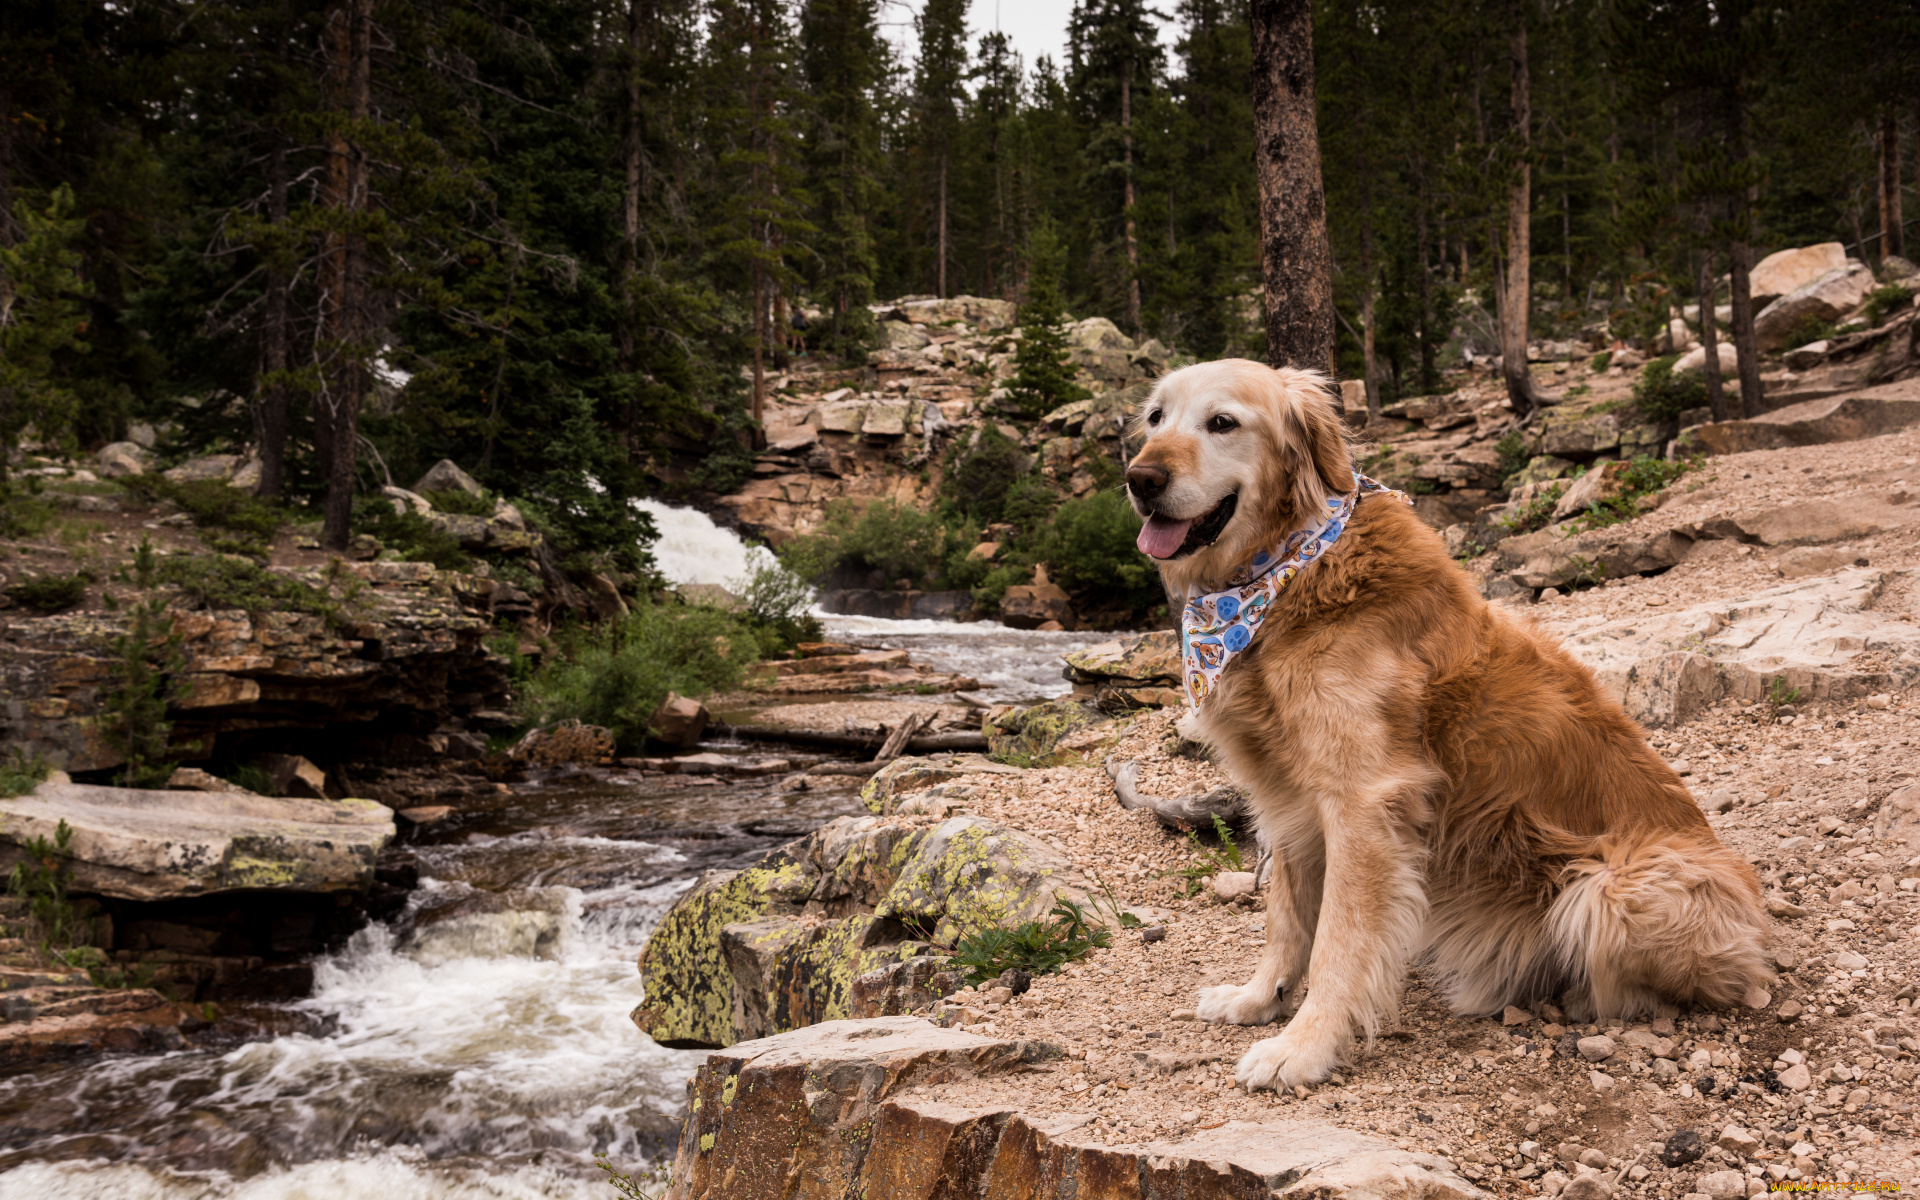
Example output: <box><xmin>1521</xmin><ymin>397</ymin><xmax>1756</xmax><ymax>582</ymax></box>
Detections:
<box><xmin>0</xmin><ymin>503</ymin><xmax>1104</xmax><ymax>1198</ymax></box>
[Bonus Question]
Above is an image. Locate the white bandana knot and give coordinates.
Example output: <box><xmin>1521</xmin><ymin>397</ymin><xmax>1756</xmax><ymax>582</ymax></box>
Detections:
<box><xmin>1179</xmin><ymin>472</ymin><xmax>1409</xmax><ymax>711</ymax></box>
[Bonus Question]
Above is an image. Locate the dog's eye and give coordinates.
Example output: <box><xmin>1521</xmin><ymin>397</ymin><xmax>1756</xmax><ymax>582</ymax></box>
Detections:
<box><xmin>1207</xmin><ymin>414</ymin><xmax>1239</xmax><ymax>433</ymax></box>
<box><xmin>1146</xmin><ymin>410</ymin><xmax>1162</xmax><ymax>426</ymax></box>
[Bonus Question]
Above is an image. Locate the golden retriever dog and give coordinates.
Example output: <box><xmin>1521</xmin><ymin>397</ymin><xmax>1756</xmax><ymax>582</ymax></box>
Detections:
<box><xmin>1125</xmin><ymin>359</ymin><xmax>1772</xmax><ymax>1092</ymax></box>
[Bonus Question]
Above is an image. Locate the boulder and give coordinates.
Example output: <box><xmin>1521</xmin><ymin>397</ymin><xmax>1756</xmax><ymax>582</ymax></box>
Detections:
<box><xmin>411</xmin><ymin>459</ymin><xmax>485</xmax><ymax>498</ymax></box>
<box><xmin>1062</xmin><ymin>630</ymin><xmax>1182</xmax><ymax>710</ymax></box>
<box><xmin>1511</xmin><ymin>454</ymin><xmax>1578</xmax><ymax>487</ymax></box>
<box><xmin>983</xmin><ymin>698</ymin><xmax>1112</xmax><ymax>765</ymax></box>
<box><xmin>859</xmin><ymin>753</ymin><xmax>1024</xmax><ymax>814</ymax></box>
<box><xmin>1537</xmin><ymin>409</ymin><xmax>1622</xmax><ymax>459</ymax></box>
<box><xmin>1754</xmin><ymin>263</ymin><xmax>1876</xmax><ymax>351</ymax></box>
<box><xmin>401</xmin><ymin>885</ymin><xmax>572</xmax><ymax>965</ymax></box>
<box><xmin>649</xmin><ymin>691</ymin><xmax>709</xmax><ymax>750</ymax></box>
<box><xmin>883</xmin><ymin>296</ymin><xmax>1015</xmax><ymax>329</ymax></box>
<box><xmin>0</xmin><ymin>987</ymin><xmax>186</xmax><ymax>1070</ymax></box>
<box><xmin>1674</xmin><ymin>341</ymin><xmax>1739</xmax><ymax>378</ymax></box>
<box><xmin>1783</xmin><ymin>340</ymin><xmax>1830</xmax><ymax>371</ymax></box>
<box><xmin>1554</xmin><ymin>568</ymin><xmax>1920</xmax><ymax>727</ymax></box>
<box><xmin>0</xmin><ymin>781</ymin><xmax>393</xmax><ymax>901</ymax></box>
<box><xmin>633</xmin><ymin>813</ymin><xmax>1087</xmax><ymax>1047</ymax></box>
<box><xmin>1340</xmin><ymin>378</ymin><xmax>1367</xmax><ymax>413</ymax></box>
<box><xmin>1681</xmin><ymin>383</ymin><xmax>1920</xmax><ymax>456</ymax></box>
<box><xmin>382</xmin><ymin>485</ymin><xmax>432</xmax><ymax>515</ymax></box>
<box><xmin>880</xmin><ymin>320</ymin><xmax>931</xmax><ymax>350</ymax></box>
<box><xmin>1872</xmin><ymin>780</ymin><xmax>1920</xmax><ymax>850</ymax></box>
<box><xmin>1500</xmin><ymin>524</ymin><xmax>1696</xmax><ymax>591</ymax></box>
<box><xmin>861</xmin><ymin>400</ymin><xmax>910</xmax><ymax>438</ymax></box>
<box><xmin>96</xmin><ymin>442</ymin><xmax>150</xmax><ymax>478</ymax></box>
<box><xmin>815</xmin><ymin>400</ymin><xmax>869</xmax><ymax>433</ymax></box>
<box><xmin>999</xmin><ymin>582</ymin><xmax>1072</xmax><ymax>630</ymax></box>
<box><xmin>1749</xmin><ymin>243</ymin><xmax>1847</xmax><ymax>306</ymax></box>
<box><xmin>664</xmin><ymin>1016</ymin><xmax>1482</xmax><ymax>1200</ymax></box>
<box><xmin>1551</xmin><ymin>461</ymin><xmax>1633</xmax><ymax>522</ymax></box>
<box><xmin>257</xmin><ymin>752</ymin><xmax>328</xmax><ymax>799</ymax></box>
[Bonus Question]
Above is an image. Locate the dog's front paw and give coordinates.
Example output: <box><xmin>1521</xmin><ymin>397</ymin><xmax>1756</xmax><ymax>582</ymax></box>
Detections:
<box><xmin>1194</xmin><ymin>982</ymin><xmax>1287</xmax><ymax>1026</ymax></box>
<box><xmin>1234</xmin><ymin>1020</ymin><xmax>1343</xmax><ymax>1092</ymax></box>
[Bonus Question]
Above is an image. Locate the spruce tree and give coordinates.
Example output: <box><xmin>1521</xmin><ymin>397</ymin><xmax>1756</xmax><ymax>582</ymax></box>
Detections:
<box><xmin>1004</xmin><ymin>219</ymin><xmax>1089</xmax><ymax>420</ymax></box>
<box><xmin>800</xmin><ymin>0</ymin><xmax>886</xmax><ymax>356</ymax></box>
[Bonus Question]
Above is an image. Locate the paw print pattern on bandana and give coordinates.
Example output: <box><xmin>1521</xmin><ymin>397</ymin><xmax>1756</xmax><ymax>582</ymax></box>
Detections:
<box><xmin>1179</xmin><ymin>473</ymin><xmax>1409</xmax><ymax>711</ymax></box>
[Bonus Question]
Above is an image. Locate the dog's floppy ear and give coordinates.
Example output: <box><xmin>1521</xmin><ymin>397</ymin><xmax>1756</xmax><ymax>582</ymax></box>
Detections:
<box><xmin>1280</xmin><ymin>375</ymin><xmax>1354</xmax><ymax>523</ymax></box>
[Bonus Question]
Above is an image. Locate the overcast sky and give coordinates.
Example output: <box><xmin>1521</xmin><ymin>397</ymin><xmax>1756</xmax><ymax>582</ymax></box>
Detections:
<box><xmin>880</xmin><ymin>0</ymin><xmax>1180</xmax><ymax>79</ymax></box>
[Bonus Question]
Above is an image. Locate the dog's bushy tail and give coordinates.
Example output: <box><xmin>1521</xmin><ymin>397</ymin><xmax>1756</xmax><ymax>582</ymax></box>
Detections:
<box><xmin>1548</xmin><ymin>833</ymin><xmax>1773</xmax><ymax>1021</ymax></box>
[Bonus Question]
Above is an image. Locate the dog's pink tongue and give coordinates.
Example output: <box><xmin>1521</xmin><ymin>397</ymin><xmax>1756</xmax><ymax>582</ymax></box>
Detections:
<box><xmin>1137</xmin><ymin>514</ymin><xmax>1193</xmax><ymax>559</ymax></box>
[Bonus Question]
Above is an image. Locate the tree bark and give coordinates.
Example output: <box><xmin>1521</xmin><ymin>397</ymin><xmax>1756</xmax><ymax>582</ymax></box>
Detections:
<box><xmin>317</xmin><ymin>0</ymin><xmax>371</xmax><ymax>551</ymax></box>
<box><xmin>1415</xmin><ymin>157</ymin><xmax>1436</xmax><ymax>392</ymax></box>
<box><xmin>256</xmin><ymin>137</ymin><xmax>290</xmax><ymax>499</ymax></box>
<box><xmin>1720</xmin><ymin>3</ymin><xmax>1759</xmax><ymax>421</ymax></box>
<box><xmin>1122</xmin><ymin>59</ymin><xmax>1141</xmax><ymax>336</ymax></box>
<box><xmin>936</xmin><ymin>152</ymin><xmax>947</xmax><ymax>299</ymax></box>
<box><xmin>1499</xmin><ymin>1</ymin><xmax>1540</xmax><ymax>419</ymax></box>
<box><xmin>1357</xmin><ymin>105</ymin><xmax>1380</xmax><ymax>420</ymax></box>
<box><xmin>1697</xmin><ymin>251</ymin><xmax>1727</xmax><ymax>422</ymax></box>
<box><xmin>1249</xmin><ymin>0</ymin><xmax>1336</xmax><ymax>391</ymax></box>
<box><xmin>1881</xmin><ymin>107</ymin><xmax>1905</xmax><ymax>262</ymax></box>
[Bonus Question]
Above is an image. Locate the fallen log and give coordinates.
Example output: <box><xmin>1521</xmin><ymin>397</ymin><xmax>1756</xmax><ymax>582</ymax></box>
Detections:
<box><xmin>708</xmin><ymin>722</ymin><xmax>987</xmax><ymax>754</ymax></box>
<box><xmin>1105</xmin><ymin>759</ymin><xmax>1244</xmax><ymax>829</ymax></box>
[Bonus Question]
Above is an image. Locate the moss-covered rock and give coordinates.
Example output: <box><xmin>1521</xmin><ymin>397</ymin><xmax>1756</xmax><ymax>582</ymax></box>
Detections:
<box><xmin>633</xmin><ymin>813</ymin><xmax>1089</xmax><ymax>1049</ymax></box>
<box><xmin>983</xmin><ymin>698</ymin><xmax>1114</xmax><ymax>766</ymax></box>
<box><xmin>1062</xmin><ymin>630</ymin><xmax>1182</xmax><ymax>710</ymax></box>
<box><xmin>858</xmin><ymin>753</ymin><xmax>1022</xmax><ymax>815</ymax></box>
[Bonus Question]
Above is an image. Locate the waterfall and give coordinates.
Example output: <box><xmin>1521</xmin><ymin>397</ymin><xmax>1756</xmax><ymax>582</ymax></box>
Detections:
<box><xmin>636</xmin><ymin>500</ymin><xmax>775</xmax><ymax>587</ymax></box>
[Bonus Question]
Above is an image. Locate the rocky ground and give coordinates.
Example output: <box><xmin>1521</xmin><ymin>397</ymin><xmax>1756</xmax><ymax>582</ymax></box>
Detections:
<box><xmin>658</xmin><ymin>418</ymin><xmax>1920</xmax><ymax>1199</ymax></box>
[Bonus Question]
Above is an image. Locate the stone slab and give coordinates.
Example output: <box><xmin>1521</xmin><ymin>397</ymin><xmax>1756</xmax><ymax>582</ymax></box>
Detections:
<box><xmin>1684</xmin><ymin>382</ymin><xmax>1920</xmax><ymax>456</ymax></box>
<box><xmin>0</xmin><ymin>781</ymin><xmax>394</xmax><ymax>901</ymax></box>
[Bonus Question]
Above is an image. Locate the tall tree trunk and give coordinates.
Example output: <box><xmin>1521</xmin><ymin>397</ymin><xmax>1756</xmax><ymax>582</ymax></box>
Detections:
<box><xmin>617</xmin><ymin>0</ymin><xmax>648</xmax><ymax>456</ymax></box>
<box><xmin>256</xmin><ymin>137</ymin><xmax>291</xmax><ymax>499</ymax></box>
<box><xmin>751</xmin><ymin>263</ymin><xmax>766</xmax><ymax>427</ymax></box>
<box><xmin>1697</xmin><ymin>251</ymin><xmax>1727</xmax><ymax>422</ymax></box>
<box><xmin>1721</xmin><ymin>4</ymin><xmax>1759</xmax><ymax>420</ymax></box>
<box><xmin>1415</xmin><ymin>159</ymin><xmax>1435</xmax><ymax>393</ymax></box>
<box><xmin>1249</xmin><ymin>0</ymin><xmax>1335</xmax><ymax>392</ymax></box>
<box><xmin>1122</xmin><ymin>59</ymin><xmax>1141</xmax><ymax>336</ymax></box>
<box><xmin>317</xmin><ymin>0</ymin><xmax>371</xmax><ymax>551</ymax></box>
<box><xmin>936</xmin><ymin>153</ymin><xmax>947</xmax><ymax>299</ymax></box>
<box><xmin>1358</xmin><ymin>121</ymin><xmax>1380</xmax><ymax>420</ymax></box>
<box><xmin>0</xmin><ymin>81</ymin><xmax>13</xmax><ymax>247</ymax></box>
<box><xmin>1499</xmin><ymin>1</ymin><xmax>1540</xmax><ymax>419</ymax></box>
<box><xmin>1881</xmin><ymin>107</ymin><xmax>1905</xmax><ymax>262</ymax></box>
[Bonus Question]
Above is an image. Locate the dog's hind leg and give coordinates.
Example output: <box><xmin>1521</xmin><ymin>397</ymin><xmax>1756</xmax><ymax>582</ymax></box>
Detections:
<box><xmin>1233</xmin><ymin>783</ymin><xmax>1429</xmax><ymax>1091</ymax></box>
<box><xmin>1195</xmin><ymin>830</ymin><xmax>1321</xmax><ymax>1026</ymax></box>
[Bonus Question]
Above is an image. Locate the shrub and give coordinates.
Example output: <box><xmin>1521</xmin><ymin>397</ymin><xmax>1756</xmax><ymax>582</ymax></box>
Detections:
<box><xmin>730</xmin><ymin>558</ymin><xmax>821</xmax><ymax>655</ymax></box>
<box><xmin>521</xmin><ymin>599</ymin><xmax>757</xmax><ymax>748</ymax></box>
<box><xmin>1589</xmin><ymin>351</ymin><xmax>1612</xmax><ymax>372</ymax></box>
<box><xmin>1002</xmin><ymin>219</ymin><xmax>1090</xmax><ymax>420</ymax></box>
<box><xmin>948</xmin><ymin>898</ymin><xmax>1111</xmax><ymax>984</ymax></box>
<box><xmin>119</xmin><ymin>477</ymin><xmax>285</xmax><ymax>558</ymax></box>
<box><xmin>153</xmin><ymin>552</ymin><xmax>356</xmax><ymax>624</ymax></box>
<box><xmin>1494</xmin><ymin>430</ymin><xmax>1533</xmax><ymax>484</ymax></box>
<box><xmin>1860</xmin><ymin>284</ymin><xmax>1915</xmax><ymax>328</ymax></box>
<box><xmin>1563</xmin><ymin>456</ymin><xmax>1694</xmax><ymax>533</ymax></box>
<box><xmin>5</xmin><ymin>571</ymin><xmax>90</xmax><ymax>613</ymax></box>
<box><xmin>421</xmin><ymin>487</ymin><xmax>493</xmax><ymax>516</ymax></box>
<box><xmin>779</xmin><ymin>499</ymin><xmax>976</xmax><ymax>591</ymax></box>
<box><xmin>1034</xmin><ymin>490</ymin><xmax>1162</xmax><ymax>617</ymax></box>
<box><xmin>1778</xmin><ymin>313</ymin><xmax>1837</xmax><ymax>350</ymax></box>
<box><xmin>940</xmin><ymin>423</ymin><xmax>1028</xmax><ymax>525</ymax></box>
<box><xmin>1001</xmin><ymin>474</ymin><xmax>1059</xmax><ymax>537</ymax></box>
<box><xmin>352</xmin><ymin>501</ymin><xmax>473</xmax><ymax>571</ymax></box>
<box><xmin>0</xmin><ymin>748</ymin><xmax>50</xmax><ymax>798</ymax></box>
<box><xmin>1496</xmin><ymin>482</ymin><xmax>1567</xmax><ymax>534</ymax></box>
<box><xmin>1631</xmin><ymin>355</ymin><xmax>1706</xmax><ymax>422</ymax></box>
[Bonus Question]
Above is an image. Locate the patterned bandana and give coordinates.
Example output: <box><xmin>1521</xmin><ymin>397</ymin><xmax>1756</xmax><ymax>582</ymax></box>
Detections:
<box><xmin>1179</xmin><ymin>472</ymin><xmax>1408</xmax><ymax>711</ymax></box>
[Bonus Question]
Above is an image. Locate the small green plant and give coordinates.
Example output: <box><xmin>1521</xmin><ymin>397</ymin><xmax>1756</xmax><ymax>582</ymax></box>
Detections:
<box><xmin>1495</xmin><ymin>482</ymin><xmax>1566</xmax><ymax>535</ymax></box>
<box><xmin>1562</xmin><ymin>456</ymin><xmax>1695</xmax><ymax>534</ymax></box>
<box><xmin>1171</xmin><ymin>814</ymin><xmax>1246</xmax><ymax>898</ymax></box>
<box><xmin>595</xmin><ymin>1157</ymin><xmax>668</xmax><ymax>1200</ymax></box>
<box><xmin>352</xmin><ymin>502</ymin><xmax>473</xmax><ymax>571</ymax></box>
<box><xmin>106</xmin><ymin>540</ymin><xmax>183</xmax><ymax>788</ymax></box>
<box><xmin>1763</xmin><ymin>675</ymin><xmax>1803</xmax><ymax>722</ymax></box>
<box><xmin>421</xmin><ymin>487</ymin><xmax>494</xmax><ymax>517</ymax></box>
<box><xmin>4</xmin><ymin>570</ymin><xmax>91</xmax><ymax>613</ymax></box>
<box><xmin>119</xmin><ymin>477</ymin><xmax>286</xmax><ymax>559</ymax></box>
<box><xmin>778</xmin><ymin>499</ymin><xmax>975</xmax><ymax>591</ymax></box>
<box><xmin>1779</xmin><ymin>313</ymin><xmax>1838</xmax><ymax>350</ymax></box>
<box><xmin>1564</xmin><ymin>553</ymin><xmax>1607</xmax><ymax>589</ymax></box>
<box><xmin>1631</xmin><ymin>355</ymin><xmax>1707</xmax><ymax>422</ymax></box>
<box><xmin>154</xmin><ymin>553</ymin><xmax>353</xmax><ymax>623</ymax></box>
<box><xmin>1589</xmin><ymin>351</ymin><xmax>1612</xmax><ymax>372</ymax></box>
<box><xmin>1860</xmin><ymin>284</ymin><xmax>1914</xmax><ymax>328</ymax></box>
<box><xmin>7</xmin><ymin>819</ymin><xmax>80</xmax><ymax>949</ymax></box>
<box><xmin>1494</xmin><ymin>430</ymin><xmax>1533</xmax><ymax>484</ymax></box>
<box><xmin>948</xmin><ymin>897</ymin><xmax>1113</xmax><ymax>983</ymax></box>
<box><xmin>0</xmin><ymin>748</ymin><xmax>50</xmax><ymax>798</ymax></box>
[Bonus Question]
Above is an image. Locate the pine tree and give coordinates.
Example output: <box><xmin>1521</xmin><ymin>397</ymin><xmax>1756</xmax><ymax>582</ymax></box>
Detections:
<box><xmin>800</xmin><ymin>0</ymin><xmax>886</xmax><ymax>354</ymax></box>
<box><xmin>1004</xmin><ymin>218</ymin><xmax>1089</xmax><ymax>420</ymax></box>
<box><xmin>911</xmin><ymin>0</ymin><xmax>967</xmax><ymax>299</ymax></box>
<box><xmin>1068</xmin><ymin>0</ymin><xmax>1164</xmax><ymax>335</ymax></box>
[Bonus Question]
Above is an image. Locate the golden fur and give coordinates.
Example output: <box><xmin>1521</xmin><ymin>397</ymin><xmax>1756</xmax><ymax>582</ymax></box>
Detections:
<box><xmin>1127</xmin><ymin>359</ymin><xmax>1773</xmax><ymax>1092</ymax></box>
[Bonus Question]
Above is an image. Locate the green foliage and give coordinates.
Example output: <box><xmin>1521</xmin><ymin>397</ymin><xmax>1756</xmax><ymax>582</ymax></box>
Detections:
<box><xmin>1002</xmin><ymin>219</ymin><xmax>1090</xmax><ymax>419</ymax></box>
<box><xmin>1170</xmin><ymin>815</ymin><xmax>1246</xmax><ymax>898</ymax></box>
<box><xmin>1764</xmin><ymin>675</ymin><xmax>1803</xmax><ymax>721</ymax></box>
<box><xmin>353</xmin><ymin>501</ymin><xmax>473</xmax><ymax>572</ymax></box>
<box><xmin>1860</xmin><ymin>285</ymin><xmax>1915</xmax><ymax>328</ymax></box>
<box><xmin>731</xmin><ymin>557</ymin><xmax>823</xmax><ymax>655</ymax></box>
<box><xmin>6</xmin><ymin>819</ymin><xmax>80</xmax><ymax>949</ymax></box>
<box><xmin>522</xmin><ymin>599</ymin><xmax>760</xmax><ymax>749</ymax></box>
<box><xmin>222</xmin><ymin>762</ymin><xmax>278</xmax><ymax>797</ymax></box>
<box><xmin>119</xmin><ymin>477</ymin><xmax>286</xmax><ymax>560</ymax></box>
<box><xmin>1033</xmin><ymin>491</ymin><xmax>1161</xmax><ymax>616</ymax></box>
<box><xmin>948</xmin><ymin>897</ymin><xmax>1112</xmax><ymax>984</ymax></box>
<box><xmin>152</xmin><ymin>552</ymin><xmax>353</xmax><ymax>624</ymax></box>
<box><xmin>1631</xmin><ymin>355</ymin><xmax>1707</xmax><ymax>422</ymax></box>
<box><xmin>0</xmin><ymin>185</ymin><xmax>91</xmax><ymax>473</ymax></box>
<box><xmin>596</xmin><ymin>1157</ymin><xmax>668</xmax><ymax>1200</ymax></box>
<box><xmin>1563</xmin><ymin>456</ymin><xmax>1695</xmax><ymax>533</ymax></box>
<box><xmin>1589</xmin><ymin>352</ymin><xmax>1613</xmax><ymax>372</ymax></box>
<box><xmin>940</xmin><ymin>424</ymin><xmax>1029</xmax><ymax>526</ymax></box>
<box><xmin>5</xmin><ymin>571</ymin><xmax>92</xmax><ymax>614</ymax></box>
<box><xmin>1494</xmin><ymin>430</ymin><xmax>1533</xmax><ymax>484</ymax></box>
<box><xmin>1778</xmin><ymin>313</ymin><xmax>1838</xmax><ymax>350</ymax></box>
<box><xmin>421</xmin><ymin>488</ymin><xmax>494</xmax><ymax>517</ymax></box>
<box><xmin>0</xmin><ymin>482</ymin><xmax>58</xmax><ymax>539</ymax></box>
<box><xmin>0</xmin><ymin>749</ymin><xmax>51</xmax><ymax>799</ymax></box>
<box><xmin>779</xmin><ymin>499</ymin><xmax>976</xmax><ymax>590</ymax></box>
<box><xmin>105</xmin><ymin>541</ymin><xmax>182</xmax><ymax>788</ymax></box>
<box><xmin>1497</xmin><ymin>482</ymin><xmax>1568</xmax><ymax>535</ymax></box>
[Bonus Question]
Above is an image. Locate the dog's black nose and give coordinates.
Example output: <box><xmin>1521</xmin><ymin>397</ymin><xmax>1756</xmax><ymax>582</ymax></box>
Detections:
<box><xmin>1126</xmin><ymin>462</ymin><xmax>1168</xmax><ymax>500</ymax></box>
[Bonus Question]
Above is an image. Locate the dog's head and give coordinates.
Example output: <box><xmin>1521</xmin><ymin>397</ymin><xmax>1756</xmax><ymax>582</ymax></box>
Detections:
<box><xmin>1125</xmin><ymin>359</ymin><xmax>1353</xmax><ymax>591</ymax></box>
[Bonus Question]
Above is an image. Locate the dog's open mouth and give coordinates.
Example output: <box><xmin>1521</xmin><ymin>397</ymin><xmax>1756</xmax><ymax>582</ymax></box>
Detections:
<box><xmin>1137</xmin><ymin>493</ymin><xmax>1238</xmax><ymax>560</ymax></box>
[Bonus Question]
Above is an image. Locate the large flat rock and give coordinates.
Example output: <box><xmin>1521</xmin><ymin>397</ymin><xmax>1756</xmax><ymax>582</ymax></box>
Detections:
<box><xmin>1554</xmin><ymin>568</ymin><xmax>1920</xmax><ymax>727</ymax></box>
<box><xmin>0</xmin><ymin>781</ymin><xmax>394</xmax><ymax>900</ymax></box>
<box><xmin>1683</xmin><ymin>381</ymin><xmax>1920</xmax><ymax>456</ymax></box>
<box><xmin>665</xmin><ymin>1016</ymin><xmax>1481</xmax><ymax>1200</ymax></box>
